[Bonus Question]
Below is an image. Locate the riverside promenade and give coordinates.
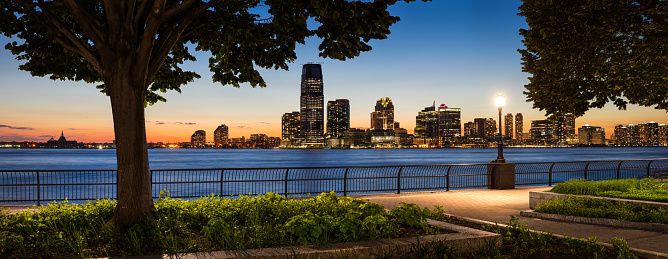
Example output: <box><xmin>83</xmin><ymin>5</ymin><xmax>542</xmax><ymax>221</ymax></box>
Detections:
<box><xmin>3</xmin><ymin>186</ymin><xmax>668</xmax><ymax>256</ymax></box>
<box><xmin>355</xmin><ymin>186</ymin><xmax>668</xmax><ymax>255</ymax></box>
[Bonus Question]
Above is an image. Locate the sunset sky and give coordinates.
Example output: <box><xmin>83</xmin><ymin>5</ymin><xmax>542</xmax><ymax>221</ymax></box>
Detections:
<box><xmin>1</xmin><ymin>0</ymin><xmax>666</xmax><ymax>143</ymax></box>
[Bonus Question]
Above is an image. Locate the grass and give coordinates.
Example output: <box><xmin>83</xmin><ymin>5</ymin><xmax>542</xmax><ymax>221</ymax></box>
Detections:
<box><xmin>550</xmin><ymin>178</ymin><xmax>668</xmax><ymax>203</ymax></box>
<box><xmin>535</xmin><ymin>196</ymin><xmax>668</xmax><ymax>224</ymax></box>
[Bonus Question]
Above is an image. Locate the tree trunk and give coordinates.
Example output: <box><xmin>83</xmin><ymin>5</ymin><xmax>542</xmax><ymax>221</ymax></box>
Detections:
<box><xmin>107</xmin><ymin>71</ymin><xmax>155</xmax><ymax>227</ymax></box>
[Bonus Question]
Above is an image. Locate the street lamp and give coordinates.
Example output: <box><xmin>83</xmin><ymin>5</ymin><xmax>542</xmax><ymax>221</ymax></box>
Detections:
<box><xmin>494</xmin><ymin>92</ymin><xmax>506</xmax><ymax>163</ymax></box>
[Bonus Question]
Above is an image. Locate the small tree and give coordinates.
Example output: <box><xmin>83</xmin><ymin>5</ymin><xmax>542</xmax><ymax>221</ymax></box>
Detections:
<box><xmin>519</xmin><ymin>0</ymin><xmax>668</xmax><ymax>117</ymax></box>
<box><xmin>0</xmin><ymin>0</ymin><xmax>428</xmax><ymax>227</ymax></box>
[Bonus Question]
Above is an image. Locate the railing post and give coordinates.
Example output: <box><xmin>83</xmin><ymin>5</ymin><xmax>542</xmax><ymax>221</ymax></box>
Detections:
<box><xmin>220</xmin><ymin>169</ymin><xmax>224</xmax><ymax>196</ymax></box>
<box><xmin>36</xmin><ymin>171</ymin><xmax>40</xmax><ymax>206</ymax></box>
<box><xmin>397</xmin><ymin>167</ymin><xmax>403</xmax><ymax>194</ymax></box>
<box><xmin>548</xmin><ymin>163</ymin><xmax>555</xmax><ymax>186</ymax></box>
<box><xmin>343</xmin><ymin>168</ymin><xmax>349</xmax><ymax>196</ymax></box>
<box><xmin>446</xmin><ymin>166</ymin><xmax>452</xmax><ymax>191</ymax></box>
<box><xmin>284</xmin><ymin>169</ymin><xmax>289</xmax><ymax>197</ymax></box>
<box><xmin>617</xmin><ymin>161</ymin><xmax>623</xmax><ymax>179</ymax></box>
<box><xmin>647</xmin><ymin>160</ymin><xmax>655</xmax><ymax>178</ymax></box>
<box><xmin>584</xmin><ymin>162</ymin><xmax>591</xmax><ymax>180</ymax></box>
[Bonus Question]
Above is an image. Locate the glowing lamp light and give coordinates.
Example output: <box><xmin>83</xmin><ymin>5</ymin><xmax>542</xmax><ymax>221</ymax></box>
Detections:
<box><xmin>494</xmin><ymin>92</ymin><xmax>506</xmax><ymax>108</ymax></box>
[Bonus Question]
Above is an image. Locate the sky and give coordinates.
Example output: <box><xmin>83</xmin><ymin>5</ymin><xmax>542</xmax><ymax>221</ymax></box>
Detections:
<box><xmin>1</xmin><ymin>0</ymin><xmax>666</xmax><ymax>143</ymax></box>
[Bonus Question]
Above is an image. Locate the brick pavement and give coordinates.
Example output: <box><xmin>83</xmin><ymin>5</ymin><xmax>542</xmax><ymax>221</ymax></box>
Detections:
<box><xmin>355</xmin><ymin>186</ymin><xmax>668</xmax><ymax>255</ymax></box>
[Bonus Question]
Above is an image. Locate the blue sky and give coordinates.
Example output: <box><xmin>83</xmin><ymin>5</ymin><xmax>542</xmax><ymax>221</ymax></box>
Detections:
<box><xmin>0</xmin><ymin>0</ymin><xmax>665</xmax><ymax>142</ymax></box>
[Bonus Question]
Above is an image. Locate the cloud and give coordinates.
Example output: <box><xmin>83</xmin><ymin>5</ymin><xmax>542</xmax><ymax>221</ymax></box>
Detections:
<box><xmin>154</xmin><ymin>121</ymin><xmax>166</xmax><ymax>125</ymax></box>
<box><xmin>39</xmin><ymin>135</ymin><xmax>54</xmax><ymax>138</ymax></box>
<box><xmin>0</xmin><ymin>125</ymin><xmax>34</xmax><ymax>130</ymax></box>
<box><xmin>183</xmin><ymin>122</ymin><xmax>197</xmax><ymax>125</ymax></box>
<box><xmin>258</xmin><ymin>122</ymin><xmax>271</xmax><ymax>124</ymax></box>
<box><xmin>147</xmin><ymin>121</ymin><xmax>196</xmax><ymax>125</ymax></box>
<box><xmin>66</xmin><ymin>128</ymin><xmax>82</xmax><ymax>131</ymax></box>
<box><xmin>236</xmin><ymin>126</ymin><xmax>247</xmax><ymax>129</ymax></box>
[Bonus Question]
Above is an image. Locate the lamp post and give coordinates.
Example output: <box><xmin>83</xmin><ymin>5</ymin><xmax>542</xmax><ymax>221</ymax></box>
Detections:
<box><xmin>494</xmin><ymin>92</ymin><xmax>506</xmax><ymax>163</ymax></box>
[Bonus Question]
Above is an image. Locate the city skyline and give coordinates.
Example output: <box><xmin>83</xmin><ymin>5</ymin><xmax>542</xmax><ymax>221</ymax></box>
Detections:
<box><xmin>1</xmin><ymin>0</ymin><xmax>667</xmax><ymax>143</ymax></box>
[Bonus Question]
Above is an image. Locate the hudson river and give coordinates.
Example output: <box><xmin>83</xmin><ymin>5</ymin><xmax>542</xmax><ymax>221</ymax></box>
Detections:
<box><xmin>1</xmin><ymin>147</ymin><xmax>668</xmax><ymax>170</ymax></box>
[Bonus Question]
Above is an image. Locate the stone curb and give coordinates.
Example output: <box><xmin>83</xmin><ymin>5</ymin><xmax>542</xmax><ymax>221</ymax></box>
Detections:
<box><xmin>520</xmin><ymin>210</ymin><xmax>668</xmax><ymax>234</ymax></box>
<box><xmin>444</xmin><ymin>212</ymin><xmax>668</xmax><ymax>259</ymax></box>
<box><xmin>107</xmin><ymin>219</ymin><xmax>500</xmax><ymax>259</ymax></box>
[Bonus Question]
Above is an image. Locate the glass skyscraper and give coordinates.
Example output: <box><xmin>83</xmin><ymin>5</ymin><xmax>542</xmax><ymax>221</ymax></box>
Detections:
<box><xmin>300</xmin><ymin>63</ymin><xmax>324</xmax><ymax>145</ymax></box>
<box><xmin>371</xmin><ymin>97</ymin><xmax>394</xmax><ymax>130</ymax></box>
<box><xmin>327</xmin><ymin>99</ymin><xmax>350</xmax><ymax>139</ymax></box>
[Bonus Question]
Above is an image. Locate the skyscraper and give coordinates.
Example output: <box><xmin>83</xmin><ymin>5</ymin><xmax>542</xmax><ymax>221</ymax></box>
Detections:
<box><xmin>371</xmin><ymin>97</ymin><xmax>394</xmax><ymax>130</ymax></box>
<box><xmin>504</xmin><ymin>113</ymin><xmax>513</xmax><ymax>140</ymax></box>
<box><xmin>191</xmin><ymin>130</ymin><xmax>206</xmax><ymax>148</ymax></box>
<box><xmin>213</xmin><ymin>124</ymin><xmax>229</xmax><ymax>147</ymax></box>
<box><xmin>300</xmin><ymin>63</ymin><xmax>324</xmax><ymax>146</ymax></box>
<box><xmin>437</xmin><ymin>104</ymin><xmax>461</xmax><ymax>142</ymax></box>
<box><xmin>485</xmin><ymin>118</ymin><xmax>497</xmax><ymax>139</ymax></box>
<box><xmin>282</xmin><ymin>112</ymin><xmax>300</xmax><ymax>140</ymax></box>
<box><xmin>473</xmin><ymin>118</ymin><xmax>487</xmax><ymax>138</ymax></box>
<box><xmin>531</xmin><ymin>120</ymin><xmax>553</xmax><ymax>143</ymax></box>
<box><xmin>552</xmin><ymin>113</ymin><xmax>576</xmax><ymax>143</ymax></box>
<box><xmin>327</xmin><ymin>99</ymin><xmax>350</xmax><ymax>139</ymax></box>
<box><xmin>578</xmin><ymin>125</ymin><xmax>605</xmax><ymax>145</ymax></box>
<box><xmin>515</xmin><ymin>113</ymin><xmax>523</xmax><ymax>141</ymax></box>
<box><xmin>414</xmin><ymin>105</ymin><xmax>439</xmax><ymax>146</ymax></box>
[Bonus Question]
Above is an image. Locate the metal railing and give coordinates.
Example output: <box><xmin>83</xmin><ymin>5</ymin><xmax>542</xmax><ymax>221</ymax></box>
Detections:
<box><xmin>1</xmin><ymin>158</ymin><xmax>667</xmax><ymax>205</ymax></box>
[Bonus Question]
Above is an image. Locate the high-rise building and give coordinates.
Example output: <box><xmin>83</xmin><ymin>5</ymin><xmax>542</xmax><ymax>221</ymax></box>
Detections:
<box><xmin>473</xmin><ymin>118</ymin><xmax>487</xmax><ymax>138</ymax></box>
<box><xmin>438</xmin><ymin>104</ymin><xmax>461</xmax><ymax>143</ymax></box>
<box><xmin>551</xmin><ymin>113</ymin><xmax>575</xmax><ymax>144</ymax></box>
<box><xmin>327</xmin><ymin>99</ymin><xmax>350</xmax><ymax>139</ymax></box>
<box><xmin>371</xmin><ymin>97</ymin><xmax>394</xmax><ymax>130</ymax></box>
<box><xmin>414</xmin><ymin>105</ymin><xmax>439</xmax><ymax>146</ymax></box>
<box><xmin>627</xmin><ymin>124</ymin><xmax>640</xmax><ymax>146</ymax></box>
<box><xmin>485</xmin><ymin>118</ymin><xmax>497</xmax><ymax>139</ymax></box>
<box><xmin>213</xmin><ymin>124</ymin><xmax>229</xmax><ymax>147</ymax></box>
<box><xmin>504</xmin><ymin>113</ymin><xmax>513</xmax><ymax>140</ymax></box>
<box><xmin>191</xmin><ymin>130</ymin><xmax>206</xmax><ymax>148</ymax></box>
<box><xmin>615</xmin><ymin>125</ymin><xmax>629</xmax><ymax>146</ymax></box>
<box><xmin>646</xmin><ymin>121</ymin><xmax>659</xmax><ymax>146</ymax></box>
<box><xmin>463</xmin><ymin>121</ymin><xmax>475</xmax><ymax>137</ymax></box>
<box><xmin>300</xmin><ymin>63</ymin><xmax>324</xmax><ymax>146</ymax></box>
<box><xmin>659</xmin><ymin>124</ymin><xmax>668</xmax><ymax>146</ymax></box>
<box><xmin>515</xmin><ymin>113</ymin><xmax>523</xmax><ymax>141</ymax></box>
<box><xmin>282</xmin><ymin>112</ymin><xmax>300</xmax><ymax>140</ymax></box>
<box><xmin>530</xmin><ymin>120</ymin><xmax>553</xmax><ymax>143</ymax></box>
<box><xmin>578</xmin><ymin>124</ymin><xmax>605</xmax><ymax>145</ymax></box>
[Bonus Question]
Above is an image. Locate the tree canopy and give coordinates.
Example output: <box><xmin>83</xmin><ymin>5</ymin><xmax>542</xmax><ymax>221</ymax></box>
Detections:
<box><xmin>518</xmin><ymin>0</ymin><xmax>668</xmax><ymax>117</ymax></box>
<box><xmin>0</xmin><ymin>0</ymin><xmax>428</xmax><ymax>227</ymax></box>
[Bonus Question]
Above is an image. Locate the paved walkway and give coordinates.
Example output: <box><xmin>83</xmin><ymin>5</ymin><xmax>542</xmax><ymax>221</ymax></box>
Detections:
<box><xmin>3</xmin><ymin>187</ymin><xmax>668</xmax><ymax>255</ymax></box>
<box><xmin>354</xmin><ymin>186</ymin><xmax>668</xmax><ymax>255</ymax></box>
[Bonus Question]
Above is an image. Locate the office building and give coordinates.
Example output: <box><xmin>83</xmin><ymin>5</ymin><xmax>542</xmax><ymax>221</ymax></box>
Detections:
<box><xmin>213</xmin><ymin>124</ymin><xmax>229</xmax><ymax>147</ymax></box>
<box><xmin>414</xmin><ymin>105</ymin><xmax>439</xmax><ymax>146</ymax></box>
<box><xmin>485</xmin><ymin>118</ymin><xmax>497</xmax><ymax>139</ymax></box>
<box><xmin>504</xmin><ymin>113</ymin><xmax>513</xmax><ymax>140</ymax></box>
<box><xmin>515</xmin><ymin>113</ymin><xmax>523</xmax><ymax>141</ymax></box>
<box><xmin>191</xmin><ymin>130</ymin><xmax>206</xmax><ymax>148</ymax></box>
<box><xmin>371</xmin><ymin>97</ymin><xmax>394</xmax><ymax>130</ymax></box>
<box><xmin>463</xmin><ymin>121</ymin><xmax>475</xmax><ymax>137</ymax></box>
<box><xmin>473</xmin><ymin>118</ymin><xmax>487</xmax><ymax>138</ymax></box>
<box><xmin>578</xmin><ymin>125</ymin><xmax>605</xmax><ymax>145</ymax></box>
<box><xmin>530</xmin><ymin>120</ymin><xmax>553</xmax><ymax>143</ymax></box>
<box><xmin>659</xmin><ymin>124</ymin><xmax>668</xmax><ymax>146</ymax></box>
<box><xmin>327</xmin><ymin>99</ymin><xmax>350</xmax><ymax>139</ymax></box>
<box><xmin>282</xmin><ymin>112</ymin><xmax>300</xmax><ymax>140</ymax></box>
<box><xmin>300</xmin><ymin>63</ymin><xmax>324</xmax><ymax>146</ymax></box>
<box><xmin>438</xmin><ymin>104</ymin><xmax>461</xmax><ymax>144</ymax></box>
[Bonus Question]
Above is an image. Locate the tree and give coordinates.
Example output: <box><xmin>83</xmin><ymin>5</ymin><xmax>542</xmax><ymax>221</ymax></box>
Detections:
<box><xmin>0</xmin><ymin>0</ymin><xmax>428</xmax><ymax>227</ymax></box>
<box><xmin>518</xmin><ymin>0</ymin><xmax>668</xmax><ymax>118</ymax></box>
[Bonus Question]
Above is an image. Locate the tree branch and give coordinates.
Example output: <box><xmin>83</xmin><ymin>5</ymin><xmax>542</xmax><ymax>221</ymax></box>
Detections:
<box><xmin>28</xmin><ymin>1</ymin><xmax>101</xmax><ymax>71</ymax></box>
<box><xmin>61</xmin><ymin>0</ymin><xmax>106</xmax><ymax>45</ymax></box>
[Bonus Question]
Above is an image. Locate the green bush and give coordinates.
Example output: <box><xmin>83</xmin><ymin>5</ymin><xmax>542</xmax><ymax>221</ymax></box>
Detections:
<box><xmin>0</xmin><ymin>192</ymin><xmax>436</xmax><ymax>258</ymax></box>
